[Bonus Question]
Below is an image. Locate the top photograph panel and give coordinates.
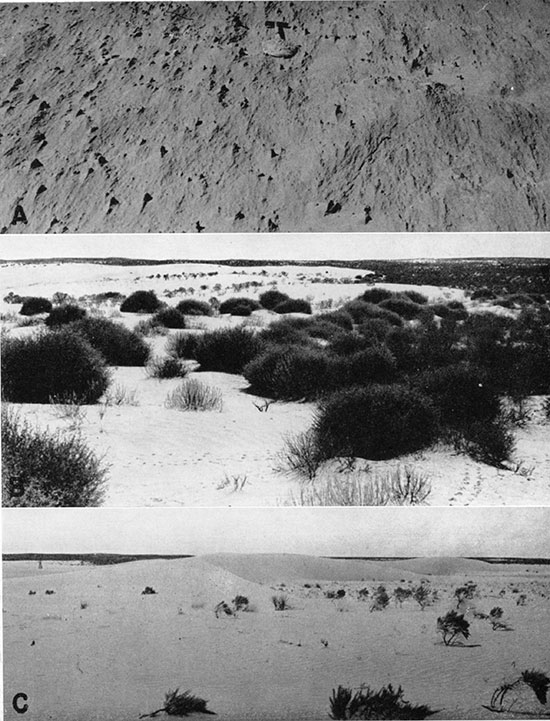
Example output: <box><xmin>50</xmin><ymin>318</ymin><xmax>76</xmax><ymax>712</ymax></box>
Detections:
<box><xmin>2</xmin><ymin>0</ymin><xmax>550</xmax><ymax>234</ymax></box>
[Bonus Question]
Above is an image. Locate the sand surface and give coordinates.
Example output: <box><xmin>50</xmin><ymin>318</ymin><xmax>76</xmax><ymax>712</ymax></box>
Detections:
<box><xmin>3</xmin><ymin>555</ymin><xmax>550</xmax><ymax>720</ymax></box>
<box><xmin>2</xmin><ymin>260</ymin><xmax>549</xmax><ymax>508</ymax></box>
<box><xmin>2</xmin><ymin>0</ymin><xmax>550</xmax><ymax>233</ymax></box>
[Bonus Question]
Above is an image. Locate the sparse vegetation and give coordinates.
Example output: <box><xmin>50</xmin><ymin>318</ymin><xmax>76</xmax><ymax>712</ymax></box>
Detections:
<box><xmin>272</xmin><ymin>594</ymin><xmax>288</xmax><ymax>610</ymax></box>
<box><xmin>165</xmin><ymin>379</ymin><xmax>223</xmax><ymax>412</ymax></box>
<box><xmin>140</xmin><ymin>689</ymin><xmax>215</xmax><ymax>718</ymax></box>
<box><xmin>329</xmin><ymin>683</ymin><xmax>434</xmax><ymax>720</ymax></box>
<box><xmin>437</xmin><ymin>610</ymin><xmax>471</xmax><ymax>646</ymax></box>
<box><xmin>370</xmin><ymin>585</ymin><xmax>390</xmax><ymax>612</ymax></box>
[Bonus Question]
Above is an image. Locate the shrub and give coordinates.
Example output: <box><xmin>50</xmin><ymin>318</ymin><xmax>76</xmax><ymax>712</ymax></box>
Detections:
<box><xmin>459</xmin><ymin>419</ymin><xmax>515</xmax><ymax>466</ymax></box>
<box><xmin>219</xmin><ymin>296</ymin><xmax>260</xmax><ymax>315</ymax></box>
<box><xmin>334</xmin><ymin>346</ymin><xmax>397</xmax><ymax>387</ymax></box>
<box><xmin>194</xmin><ymin>327</ymin><xmax>264</xmax><ymax>374</ymax></box>
<box><xmin>316</xmin><ymin>311</ymin><xmax>354</xmax><ymax>331</ymax></box>
<box><xmin>147</xmin><ymin>356</ymin><xmax>188</xmax><ymax>379</ymax></box>
<box><xmin>430</xmin><ymin>303</ymin><xmax>468</xmax><ymax>321</ymax></box>
<box><xmin>489</xmin><ymin>670</ymin><xmax>550</xmax><ymax>712</ymax></box>
<box><xmin>2</xmin><ymin>408</ymin><xmax>106</xmax><ymax>506</ymax></box>
<box><xmin>259</xmin><ymin>289</ymin><xmax>291</xmax><ymax>310</ymax></box>
<box><xmin>152</xmin><ymin>307</ymin><xmax>186</xmax><ymax>329</ymax></box>
<box><xmin>402</xmin><ymin>289</ymin><xmax>429</xmax><ymax>305</ymax></box>
<box><xmin>328</xmin><ymin>331</ymin><xmax>370</xmax><ymax>356</ymax></box>
<box><xmin>165</xmin><ymin>378</ymin><xmax>223</xmax><ymax>411</ymax></box>
<box><xmin>357</xmin><ymin>318</ymin><xmax>394</xmax><ymax>345</ymax></box>
<box><xmin>471</xmin><ymin>287</ymin><xmax>497</xmax><ymax>301</ymax></box>
<box><xmin>370</xmin><ymin>585</ymin><xmax>390</xmax><ymax>611</ymax></box>
<box><xmin>176</xmin><ymin>298</ymin><xmax>213</xmax><ymax>316</ymax></box>
<box><xmin>45</xmin><ymin>304</ymin><xmax>87</xmax><ymax>327</ymax></box>
<box><xmin>141</xmin><ymin>586</ymin><xmax>157</xmax><ymax>595</ymax></box>
<box><xmin>414</xmin><ymin>363</ymin><xmax>501</xmax><ymax>429</ymax></box>
<box><xmin>437</xmin><ymin>610</ymin><xmax>470</xmax><ymax>646</ymax></box>
<box><xmin>272</xmin><ymin>594</ymin><xmax>288</xmax><ymax>610</ymax></box>
<box><xmin>274</xmin><ymin>298</ymin><xmax>313</xmax><ymax>314</ymax></box>
<box><xmin>244</xmin><ymin>344</ymin><xmax>332</xmax><ymax>400</ymax></box>
<box><xmin>393</xmin><ymin>587</ymin><xmax>413</xmax><ymax>606</ymax></box>
<box><xmin>278</xmin><ymin>429</ymin><xmax>324</xmax><ymax>481</ymax></box>
<box><xmin>19</xmin><ymin>296</ymin><xmax>52</xmax><ymax>315</ymax></box>
<box><xmin>1</xmin><ymin>329</ymin><xmax>110</xmax><ymax>404</ymax></box>
<box><xmin>379</xmin><ymin>297</ymin><xmax>423</xmax><ymax>320</ymax></box>
<box><xmin>304</xmin><ymin>320</ymin><xmax>347</xmax><ymax>341</ymax></box>
<box><xmin>259</xmin><ymin>319</ymin><xmax>311</xmax><ymax>347</ymax></box>
<box><xmin>168</xmin><ymin>332</ymin><xmax>202</xmax><ymax>360</ymax></box>
<box><xmin>360</xmin><ymin>287</ymin><xmax>395</xmax><ymax>304</ymax></box>
<box><xmin>232</xmin><ymin>595</ymin><xmax>249</xmax><ymax>611</ymax></box>
<box><xmin>489</xmin><ymin>607</ymin><xmax>503</xmax><ymax>619</ymax></box>
<box><xmin>120</xmin><ymin>290</ymin><xmax>161</xmax><ymax>313</ymax></box>
<box><xmin>412</xmin><ymin>584</ymin><xmax>432</xmax><ymax>610</ymax></box>
<box><xmin>71</xmin><ymin>317</ymin><xmax>150</xmax><ymax>366</ymax></box>
<box><xmin>329</xmin><ymin>684</ymin><xmax>434</xmax><ymax>720</ymax></box>
<box><xmin>141</xmin><ymin>689</ymin><xmax>215</xmax><ymax>719</ymax></box>
<box><xmin>314</xmin><ymin>385</ymin><xmax>438</xmax><ymax>460</ymax></box>
<box><xmin>344</xmin><ymin>300</ymin><xmax>403</xmax><ymax>327</ymax></box>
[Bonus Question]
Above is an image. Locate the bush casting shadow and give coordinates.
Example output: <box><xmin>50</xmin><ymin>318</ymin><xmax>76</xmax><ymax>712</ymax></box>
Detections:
<box><xmin>140</xmin><ymin>689</ymin><xmax>216</xmax><ymax>717</ymax></box>
<box><xmin>329</xmin><ymin>683</ymin><xmax>435</xmax><ymax>719</ymax></box>
<box><xmin>70</xmin><ymin>317</ymin><xmax>150</xmax><ymax>366</ymax></box>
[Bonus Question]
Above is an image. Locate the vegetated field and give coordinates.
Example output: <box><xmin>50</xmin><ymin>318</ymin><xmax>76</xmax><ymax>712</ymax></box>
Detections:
<box><xmin>3</xmin><ymin>554</ymin><xmax>549</xmax><ymax>720</ymax></box>
<box><xmin>1</xmin><ymin>257</ymin><xmax>549</xmax><ymax>507</ymax></box>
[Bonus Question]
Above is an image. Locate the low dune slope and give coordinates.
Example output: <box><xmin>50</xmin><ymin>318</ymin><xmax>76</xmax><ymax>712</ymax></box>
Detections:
<box><xmin>2</xmin><ymin>0</ymin><xmax>550</xmax><ymax>233</ymax></box>
<box><xmin>3</xmin><ymin>556</ymin><xmax>550</xmax><ymax>721</ymax></box>
<box><xmin>391</xmin><ymin>556</ymin><xmax>500</xmax><ymax>577</ymax></box>
<box><xmin>202</xmin><ymin>552</ymin><xmax>419</xmax><ymax>584</ymax></box>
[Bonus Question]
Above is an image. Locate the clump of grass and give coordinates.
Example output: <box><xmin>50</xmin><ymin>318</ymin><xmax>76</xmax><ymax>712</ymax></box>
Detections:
<box><xmin>103</xmin><ymin>384</ymin><xmax>139</xmax><ymax>406</ymax></box>
<box><xmin>147</xmin><ymin>356</ymin><xmax>189</xmax><ymax>379</ymax></box>
<box><xmin>140</xmin><ymin>688</ymin><xmax>215</xmax><ymax>718</ymax></box>
<box><xmin>278</xmin><ymin>429</ymin><xmax>324</xmax><ymax>481</ymax></box>
<box><xmin>2</xmin><ymin>407</ymin><xmax>107</xmax><ymax>507</ymax></box>
<box><xmin>329</xmin><ymin>683</ymin><xmax>434</xmax><ymax>720</ymax></box>
<box><xmin>165</xmin><ymin>379</ymin><xmax>223</xmax><ymax>412</ymax></box>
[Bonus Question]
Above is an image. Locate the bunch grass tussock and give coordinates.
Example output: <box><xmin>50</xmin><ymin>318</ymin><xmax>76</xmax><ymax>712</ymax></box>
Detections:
<box><xmin>165</xmin><ymin>379</ymin><xmax>223</xmax><ymax>412</ymax></box>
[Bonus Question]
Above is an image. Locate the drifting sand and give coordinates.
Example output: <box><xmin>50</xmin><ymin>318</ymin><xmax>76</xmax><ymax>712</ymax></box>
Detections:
<box><xmin>2</xmin><ymin>1</ymin><xmax>550</xmax><ymax>233</ymax></box>
<box><xmin>3</xmin><ymin>555</ymin><xmax>550</xmax><ymax>720</ymax></box>
<box><xmin>1</xmin><ymin>260</ymin><xmax>549</xmax><ymax>507</ymax></box>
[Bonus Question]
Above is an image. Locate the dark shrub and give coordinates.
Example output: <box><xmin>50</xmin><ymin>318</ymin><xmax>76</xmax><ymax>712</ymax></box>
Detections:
<box><xmin>471</xmin><ymin>287</ymin><xmax>497</xmax><ymax>301</ymax></box>
<box><xmin>344</xmin><ymin>300</ymin><xmax>403</xmax><ymax>326</ymax></box>
<box><xmin>168</xmin><ymin>332</ymin><xmax>202</xmax><ymax>360</ymax></box>
<box><xmin>460</xmin><ymin>420</ymin><xmax>515</xmax><ymax>467</ymax></box>
<box><xmin>385</xmin><ymin>326</ymin><xmax>422</xmax><ymax>374</ymax></box>
<box><xmin>1</xmin><ymin>329</ymin><xmax>110</xmax><ymax>404</ymax></box>
<box><xmin>2</xmin><ymin>408</ymin><xmax>106</xmax><ymax>506</ymax></box>
<box><xmin>120</xmin><ymin>290</ymin><xmax>162</xmax><ymax>313</ymax></box>
<box><xmin>152</xmin><ymin>307</ymin><xmax>186</xmax><ymax>329</ymax></box>
<box><xmin>328</xmin><ymin>331</ymin><xmax>370</xmax><ymax>356</ymax></box>
<box><xmin>402</xmin><ymin>289</ymin><xmax>429</xmax><ymax>305</ymax></box>
<box><xmin>360</xmin><ymin>287</ymin><xmax>395</xmax><ymax>304</ymax></box>
<box><xmin>219</xmin><ymin>297</ymin><xmax>261</xmax><ymax>315</ymax></box>
<box><xmin>92</xmin><ymin>291</ymin><xmax>126</xmax><ymax>303</ymax></box>
<box><xmin>335</xmin><ymin>346</ymin><xmax>397</xmax><ymax>386</ymax></box>
<box><xmin>379</xmin><ymin>297</ymin><xmax>423</xmax><ymax>320</ymax></box>
<box><xmin>45</xmin><ymin>304</ymin><xmax>87</xmax><ymax>327</ymax></box>
<box><xmin>274</xmin><ymin>298</ymin><xmax>313</xmax><ymax>314</ymax></box>
<box><xmin>20</xmin><ymin>297</ymin><xmax>52</xmax><ymax>315</ymax></box>
<box><xmin>259</xmin><ymin>289</ymin><xmax>291</xmax><ymax>310</ymax></box>
<box><xmin>316</xmin><ymin>311</ymin><xmax>354</xmax><ymax>331</ymax></box>
<box><xmin>414</xmin><ymin>363</ymin><xmax>501</xmax><ymax>428</ymax></box>
<box><xmin>357</xmin><ymin>318</ymin><xmax>393</xmax><ymax>345</ymax></box>
<box><xmin>175</xmin><ymin>299</ymin><xmax>213</xmax><ymax>316</ymax></box>
<box><xmin>314</xmin><ymin>384</ymin><xmax>438</xmax><ymax>460</ymax></box>
<box><xmin>430</xmin><ymin>303</ymin><xmax>468</xmax><ymax>321</ymax></box>
<box><xmin>304</xmin><ymin>319</ymin><xmax>346</xmax><ymax>341</ymax></box>
<box><xmin>195</xmin><ymin>326</ymin><xmax>263</xmax><ymax>373</ymax></box>
<box><xmin>259</xmin><ymin>318</ymin><xmax>312</xmax><ymax>347</ymax></box>
<box><xmin>147</xmin><ymin>356</ymin><xmax>188</xmax><ymax>379</ymax></box>
<box><xmin>227</xmin><ymin>303</ymin><xmax>252</xmax><ymax>316</ymax></box>
<box><xmin>329</xmin><ymin>684</ymin><xmax>434</xmax><ymax>720</ymax></box>
<box><xmin>72</xmin><ymin>317</ymin><xmax>150</xmax><ymax>366</ymax></box>
<box><xmin>244</xmin><ymin>345</ymin><xmax>332</xmax><ymax>400</ymax></box>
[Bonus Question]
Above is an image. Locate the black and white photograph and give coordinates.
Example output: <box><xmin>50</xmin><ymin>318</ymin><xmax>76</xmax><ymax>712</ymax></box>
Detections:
<box><xmin>1</xmin><ymin>233</ymin><xmax>549</xmax><ymax>508</ymax></box>
<box><xmin>3</xmin><ymin>506</ymin><xmax>550</xmax><ymax>720</ymax></box>
<box><xmin>1</xmin><ymin>0</ymin><xmax>550</xmax><ymax>233</ymax></box>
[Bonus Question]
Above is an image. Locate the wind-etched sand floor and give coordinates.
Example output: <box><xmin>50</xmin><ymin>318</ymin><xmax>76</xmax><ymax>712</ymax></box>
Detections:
<box><xmin>3</xmin><ymin>555</ymin><xmax>550</xmax><ymax>720</ymax></box>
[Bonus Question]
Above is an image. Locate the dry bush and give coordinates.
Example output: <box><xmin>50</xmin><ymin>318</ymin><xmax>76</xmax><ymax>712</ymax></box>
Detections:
<box><xmin>103</xmin><ymin>384</ymin><xmax>139</xmax><ymax>406</ymax></box>
<box><xmin>330</xmin><ymin>683</ymin><xmax>434</xmax><ymax>720</ymax></box>
<box><xmin>165</xmin><ymin>379</ymin><xmax>223</xmax><ymax>412</ymax></box>
<box><xmin>147</xmin><ymin>356</ymin><xmax>189</xmax><ymax>379</ymax></box>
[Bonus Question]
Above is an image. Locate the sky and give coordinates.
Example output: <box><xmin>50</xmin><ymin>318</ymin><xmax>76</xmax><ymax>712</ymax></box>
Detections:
<box><xmin>3</xmin><ymin>507</ymin><xmax>549</xmax><ymax>558</ymax></box>
<box><xmin>1</xmin><ymin>232</ymin><xmax>549</xmax><ymax>262</ymax></box>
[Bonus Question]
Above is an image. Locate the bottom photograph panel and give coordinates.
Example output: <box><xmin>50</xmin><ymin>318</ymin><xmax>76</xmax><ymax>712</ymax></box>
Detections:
<box><xmin>3</xmin><ymin>507</ymin><xmax>550</xmax><ymax>721</ymax></box>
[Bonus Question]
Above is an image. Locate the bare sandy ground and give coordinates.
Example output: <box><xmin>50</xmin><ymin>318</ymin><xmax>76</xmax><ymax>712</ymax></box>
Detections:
<box><xmin>3</xmin><ymin>555</ymin><xmax>550</xmax><ymax>720</ymax></box>
<box><xmin>1</xmin><ymin>261</ymin><xmax>548</xmax><ymax>507</ymax></box>
<box><xmin>2</xmin><ymin>1</ymin><xmax>550</xmax><ymax>232</ymax></box>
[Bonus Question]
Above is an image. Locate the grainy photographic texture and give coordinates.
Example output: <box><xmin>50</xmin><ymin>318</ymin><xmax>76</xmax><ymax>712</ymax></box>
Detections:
<box><xmin>2</xmin><ymin>506</ymin><xmax>550</xmax><ymax>720</ymax></box>
<box><xmin>1</xmin><ymin>0</ymin><xmax>550</xmax><ymax>233</ymax></box>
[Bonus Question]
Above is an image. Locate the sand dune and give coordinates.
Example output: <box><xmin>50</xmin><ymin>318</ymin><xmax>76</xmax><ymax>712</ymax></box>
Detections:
<box><xmin>3</xmin><ymin>555</ymin><xmax>550</xmax><ymax>720</ymax></box>
<box><xmin>2</xmin><ymin>0</ymin><xmax>550</xmax><ymax>233</ymax></box>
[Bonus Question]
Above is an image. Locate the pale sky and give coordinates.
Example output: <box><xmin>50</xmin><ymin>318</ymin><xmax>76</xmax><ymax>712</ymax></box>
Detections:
<box><xmin>3</xmin><ymin>507</ymin><xmax>549</xmax><ymax>558</ymax></box>
<box><xmin>1</xmin><ymin>232</ymin><xmax>549</xmax><ymax>262</ymax></box>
